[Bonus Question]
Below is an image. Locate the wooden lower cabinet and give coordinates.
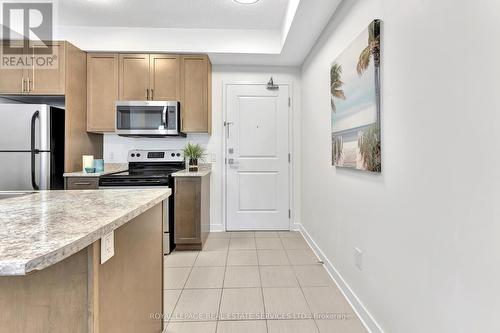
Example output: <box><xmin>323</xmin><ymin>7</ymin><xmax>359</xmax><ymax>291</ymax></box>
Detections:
<box><xmin>64</xmin><ymin>177</ymin><xmax>99</xmax><ymax>190</ymax></box>
<box><xmin>174</xmin><ymin>175</ymin><xmax>210</xmax><ymax>250</ymax></box>
<box><xmin>0</xmin><ymin>203</ymin><xmax>163</xmax><ymax>333</ymax></box>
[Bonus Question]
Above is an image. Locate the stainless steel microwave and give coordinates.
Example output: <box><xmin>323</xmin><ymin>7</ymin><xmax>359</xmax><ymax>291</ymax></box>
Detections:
<box><xmin>115</xmin><ymin>101</ymin><xmax>185</xmax><ymax>137</ymax></box>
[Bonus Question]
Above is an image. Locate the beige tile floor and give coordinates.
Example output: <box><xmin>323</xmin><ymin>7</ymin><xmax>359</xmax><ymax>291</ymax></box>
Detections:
<box><xmin>163</xmin><ymin>231</ymin><xmax>368</xmax><ymax>333</ymax></box>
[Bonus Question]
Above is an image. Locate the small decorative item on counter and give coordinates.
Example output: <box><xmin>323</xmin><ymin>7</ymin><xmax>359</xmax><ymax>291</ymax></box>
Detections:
<box><xmin>94</xmin><ymin>159</ymin><xmax>104</xmax><ymax>172</ymax></box>
<box><xmin>82</xmin><ymin>155</ymin><xmax>94</xmax><ymax>173</ymax></box>
<box><xmin>183</xmin><ymin>143</ymin><xmax>205</xmax><ymax>172</ymax></box>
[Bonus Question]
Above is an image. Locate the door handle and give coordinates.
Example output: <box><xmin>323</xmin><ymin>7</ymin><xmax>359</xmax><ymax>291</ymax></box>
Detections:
<box><xmin>228</xmin><ymin>158</ymin><xmax>239</xmax><ymax>168</ymax></box>
<box><xmin>21</xmin><ymin>78</ymin><xmax>25</xmax><ymax>93</ymax></box>
<box><xmin>225</xmin><ymin>121</ymin><xmax>234</xmax><ymax>139</ymax></box>
<box><xmin>146</xmin><ymin>89</ymin><xmax>150</xmax><ymax>100</ymax></box>
<box><xmin>151</xmin><ymin>89</ymin><xmax>154</xmax><ymax>100</ymax></box>
<box><xmin>31</xmin><ymin>111</ymin><xmax>40</xmax><ymax>190</ymax></box>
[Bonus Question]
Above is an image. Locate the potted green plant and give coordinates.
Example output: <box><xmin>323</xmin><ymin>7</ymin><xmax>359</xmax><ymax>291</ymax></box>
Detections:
<box><xmin>183</xmin><ymin>143</ymin><xmax>205</xmax><ymax>172</ymax></box>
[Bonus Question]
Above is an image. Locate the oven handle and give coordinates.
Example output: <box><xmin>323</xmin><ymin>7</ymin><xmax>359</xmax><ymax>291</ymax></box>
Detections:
<box><xmin>99</xmin><ymin>186</ymin><xmax>172</xmax><ymax>190</ymax></box>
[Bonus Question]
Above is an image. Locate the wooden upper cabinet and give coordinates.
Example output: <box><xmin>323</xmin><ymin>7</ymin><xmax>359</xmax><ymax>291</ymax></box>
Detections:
<box><xmin>29</xmin><ymin>42</ymin><xmax>66</xmax><ymax>95</ymax></box>
<box><xmin>150</xmin><ymin>54</ymin><xmax>180</xmax><ymax>101</ymax></box>
<box><xmin>0</xmin><ymin>67</ymin><xmax>25</xmax><ymax>94</ymax></box>
<box><xmin>180</xmin><ymin>55</ymin><xmax>212</xmax><ymax>134</ymax></box>
<box><xmin>87</xmin><ymin>53</ymin><xmax>119</xmax><ymax>132</ymax></box>
<box><xmin>119</xmin><ymin>54</ymin><xmax>150</xmax><ymax>100</ymax></box>
<box><xmin>0</xmin><ymin>41</ymin><xmax>65</xmax><ymax>95</ymax></box>
<box><xmin>83</xmin><ymin>52</ymin><xmax>212</xmax><ymax>134</ymax></box>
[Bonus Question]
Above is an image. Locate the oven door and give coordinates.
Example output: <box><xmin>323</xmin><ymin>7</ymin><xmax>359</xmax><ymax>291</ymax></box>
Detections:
<box><xmin>115</xmin><ymin>101</ymin><xmax>182</xmax><ymax>136</ymax></box>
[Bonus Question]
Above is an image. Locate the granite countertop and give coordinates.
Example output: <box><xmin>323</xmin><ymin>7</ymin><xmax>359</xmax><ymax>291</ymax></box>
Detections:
<box><xmin>63</xmin><ymin>163</ymin><xmax>128</xmax><ymax>177</ymax></box>
<box><xmin>172</xmin><ymin>165</ymin><xmax>212</xmax><ymax>177</ymax></box>
<box><xmin>0</xmin><ymin>189</ymin><xmax>171</xmax><ymax>276</ymax></box>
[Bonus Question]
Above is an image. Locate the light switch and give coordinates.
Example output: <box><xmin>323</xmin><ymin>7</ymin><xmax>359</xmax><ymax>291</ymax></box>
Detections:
<box><xmin>101</xmin><ymin>231</ymin><xmax>115</xmax><ymax>264</ymax></box>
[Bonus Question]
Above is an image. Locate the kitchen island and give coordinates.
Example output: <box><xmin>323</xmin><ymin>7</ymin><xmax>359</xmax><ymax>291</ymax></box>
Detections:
<box><xmin>0</xmin><ymin>189</ymin><xmax>170</xmax><ymax>333</ymax></box>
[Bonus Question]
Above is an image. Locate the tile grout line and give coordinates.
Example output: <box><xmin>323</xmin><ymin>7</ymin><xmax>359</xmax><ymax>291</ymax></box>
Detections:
<box><xmin>293</xmin><ymin>232</ymin><xmax>327</xmax><ymax>332</ymax></box>
<box><xmin>293</xmin><ymin>236</ymin><xmax>323</xmax><ymax>332</ymax></box>
<box><xmin>256</xmin><ymin>239</ymin><xmax>270</xmax><ymax>333</ymax></box>
<box><xmin>167</xmin><ymin>251</ymin><xmax>200</xmax><ymax>327</ymax></box>
<box><xmin>281</xmin><ymin>234</ymin><xmax>321</xmax><ymax>331</ymax></box>
<box><xmin>215</xmin><ymin>241</ymin><xmax>230</xmax><ymax>331</ymax></box>
<box><xmin>168</xmin><ymin>232</ymin><xmax>321</xmax><ymax>331</ymax></box>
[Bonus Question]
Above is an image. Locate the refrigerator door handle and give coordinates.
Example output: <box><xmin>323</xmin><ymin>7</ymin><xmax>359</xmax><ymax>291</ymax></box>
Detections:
<box><xmin>31</xmin><ymin>111</ymin><xmax>40</xmax><ymax>190</ymax></box>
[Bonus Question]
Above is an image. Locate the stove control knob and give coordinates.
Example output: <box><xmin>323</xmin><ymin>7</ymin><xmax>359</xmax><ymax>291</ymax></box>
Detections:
<box><xmin>176</xmin><ymin>153</ymin><xmax>181</xmax><ymax>157</ymax></box>
<box><xmin>131</xmin><ymin>153</ymin><xmax>135</xmax><ymax>157</ymax></box>
<box><xmin>136</xmin><ymin>153</ymin><xmax>141</xmax><ymax>157</ymax></box>
<box><xmin>171</xmin><ymin>153</ymin><xmax>175</xmax><ymax>157</ymax></box>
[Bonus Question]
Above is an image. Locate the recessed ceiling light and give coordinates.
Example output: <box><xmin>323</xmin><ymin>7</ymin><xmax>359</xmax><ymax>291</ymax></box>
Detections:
<box><xmin>233</xmin><ymin>0</ymin><xmax>261</xmax><ymax>4</ymax></box>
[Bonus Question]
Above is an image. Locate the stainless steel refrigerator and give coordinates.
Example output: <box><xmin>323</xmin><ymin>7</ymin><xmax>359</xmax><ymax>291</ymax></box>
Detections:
<box><xmin>0</xmin><ymin>104</ymin><xmax>65</xmax><ymax>191</ymax></box>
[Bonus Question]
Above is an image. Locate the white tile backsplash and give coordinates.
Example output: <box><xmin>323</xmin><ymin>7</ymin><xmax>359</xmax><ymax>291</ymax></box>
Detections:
<box><xmin>103</xmin><ymin>133</ymin><xmax>211</xmax><ymax>163</ymax></box>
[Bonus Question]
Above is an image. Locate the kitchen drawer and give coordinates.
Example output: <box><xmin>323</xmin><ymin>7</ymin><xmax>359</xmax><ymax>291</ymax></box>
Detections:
<box><xmin>65</xmin><ymin>177</ymin><xmax>99</xmax><ymax>190</ymax></box>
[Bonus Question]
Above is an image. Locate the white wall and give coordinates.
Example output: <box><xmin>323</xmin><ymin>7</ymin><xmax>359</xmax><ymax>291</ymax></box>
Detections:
<box><xmin>301</xmin><ymin>0</ymin><xmax>500</xmax><ymax>332</ymax></box>
<box><xmin>105</xmin><ymin>65</ymin><xmax>301</xmax><ymax>232</ymax></box>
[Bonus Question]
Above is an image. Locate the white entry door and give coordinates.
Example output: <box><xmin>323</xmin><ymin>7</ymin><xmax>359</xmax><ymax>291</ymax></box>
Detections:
<box><xmin>226</xmin><ymin>84</ymin><xmax>290</xmax><ymax>231</ymax></box>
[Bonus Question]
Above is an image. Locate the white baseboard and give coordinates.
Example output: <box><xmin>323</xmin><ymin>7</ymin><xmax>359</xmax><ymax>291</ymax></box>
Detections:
<box><xmin>297</xmin><ymin>224</ymin><xmax>384</xmax><ymax>333</ymax></box>
<box><xmin>209</xmin><ymin>224</ymin><xmax>225</xmax><ymax>232</ymax></box>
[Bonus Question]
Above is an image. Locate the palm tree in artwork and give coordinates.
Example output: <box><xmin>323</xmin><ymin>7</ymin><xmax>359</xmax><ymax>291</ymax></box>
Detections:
<box><xmin>356</xmin><ymin>20</ymin><xmax>381</xmax><ymax>76</ymax></box>
<box><xmin>330</xmin><ymin>63</ymin><xmax>346</xmax><ymax>112</ymax></box>
<box><xmin>356</xmin><ymin>20</ymin><xmax>382</xmax><ymax>172</ymax></box>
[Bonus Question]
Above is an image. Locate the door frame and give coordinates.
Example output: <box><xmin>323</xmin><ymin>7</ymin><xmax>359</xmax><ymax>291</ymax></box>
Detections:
<box><xmin>222</xmin><ymin>81</ymin><xmax>295</xmax><ymax>231</ymax></box>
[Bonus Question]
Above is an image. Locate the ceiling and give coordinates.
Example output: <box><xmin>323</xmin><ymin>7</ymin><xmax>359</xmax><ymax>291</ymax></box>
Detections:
<box><xmin>54</xmin><ymin>0</ymin><xmax>342</xmax><ymax>66</ymax></box>
<box><xmin>59</xmin><ymin>0</ymin><xmax>289</xmax><ymax>30</ymax></box>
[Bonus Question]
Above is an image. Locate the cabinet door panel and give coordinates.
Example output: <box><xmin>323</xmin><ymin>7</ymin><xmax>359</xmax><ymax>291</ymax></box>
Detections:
<box><xmin>0</xmin><ymin>68</ymin><xmax>25</xmax><ymax>94</ymax></box>
<box><xmin>174</xmin><ymin>178</ymin><xmax>201</xmax><ymax>244</ymax></box>
<box><xmin>180</xmin><ymin>56</ymin><xmax>210</xmax><ymax>133</ymax></box>
<box><xmin>150</xmin><ymin>54</ymin><xmax>179</xmax><ymax>101</ymax></box>
<box><xmin>119</xmin><ymin>54</ymin><xmax>150</xmax><ymax>100</ymax></box>
<box><xmin>87</xmin><ymin>53</ymin><xmax>119</xmax><ymax>132</ymax></box>
<box><xmin>1</xmin><ymin>41</ymin><xmax>31</xmax><ymax>94</ymax></box>
<box><xmin>29</xmin><ymin>42</ymin><xmax>65</xmax><ymax>95</ymax></box>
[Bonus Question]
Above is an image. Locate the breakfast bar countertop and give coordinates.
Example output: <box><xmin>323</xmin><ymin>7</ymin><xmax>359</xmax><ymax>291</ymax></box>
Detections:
<box><xmin>0</xmin><ymin>189</ymin><xmax>171</xmax><ymax>276</ymax></box>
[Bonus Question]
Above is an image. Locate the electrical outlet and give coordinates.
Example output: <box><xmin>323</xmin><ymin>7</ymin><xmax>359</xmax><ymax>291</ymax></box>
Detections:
<box><xmin>101</xmin><ymin>231</ymin><xmax>115</xmax><ymax>264</ymax></box>
<box><xmin>354</xmin><ymin>247</ymin><xmax>363</xmax><ymax>271</ymax></box>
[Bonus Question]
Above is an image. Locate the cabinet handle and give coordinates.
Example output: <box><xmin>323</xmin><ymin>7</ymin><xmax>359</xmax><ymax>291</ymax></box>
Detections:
<box><xmin>73</xmin><ymin>182</ymin><xmax>91</xmax><ymax>186</ymax></box>
<box><xmin>28</xmin><ymin>78</ymin><xmax>32</xmax><ymax>93</ymax></box>
<box><xmin>146</xmin><ymin>89</ymin><xmax>149</xmax><ymax>100</ymax></box>
<box><xmin>21</xmin><ymin>78</ymin><xmax>25</xmax><ymax>92</ymax></box>
<box><xmin>151</xmin><ymin>89</ymin><xmax>154</xmax><ymax>100</ymax></box>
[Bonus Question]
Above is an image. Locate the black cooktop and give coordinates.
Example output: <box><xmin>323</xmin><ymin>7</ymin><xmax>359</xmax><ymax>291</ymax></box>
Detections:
<box><xmin>99</xmin><ymin>162</ymin><xmax>185</xmax><ymax>187</ymax></box>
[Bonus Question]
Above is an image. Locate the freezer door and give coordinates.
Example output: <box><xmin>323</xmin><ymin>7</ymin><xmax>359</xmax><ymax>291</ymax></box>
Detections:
<box><xmin>0</xmin><ymin>104</ymin><xmax>51</xmax><ymax>151</ymax></box>
<box><xmin>0</xmin><ymin>151</ymin><xmax>51</xmax><ymax>190</ymax></box>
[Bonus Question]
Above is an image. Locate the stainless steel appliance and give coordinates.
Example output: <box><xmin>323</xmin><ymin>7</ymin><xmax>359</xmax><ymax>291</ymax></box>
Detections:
<box><xmin>115</xmin><ymin>101</ymin><xmax>185</xmax><ymax>137</ymax></box>
<box><xmin>99</xmin><ymin>150</ymin><xmax>185</xmax><ymax>254</ymax></box>
<box><xmin>0</xmin><ymin>104</ymin><xmax>65</xmax><ymax>191</ymax></box>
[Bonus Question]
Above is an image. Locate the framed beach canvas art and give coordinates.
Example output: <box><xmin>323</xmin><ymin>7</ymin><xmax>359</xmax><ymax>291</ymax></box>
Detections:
<box><xmin>331</xmin><ymin>19</ymin><xmax>381</xmax><ymax>172</ymax></box>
